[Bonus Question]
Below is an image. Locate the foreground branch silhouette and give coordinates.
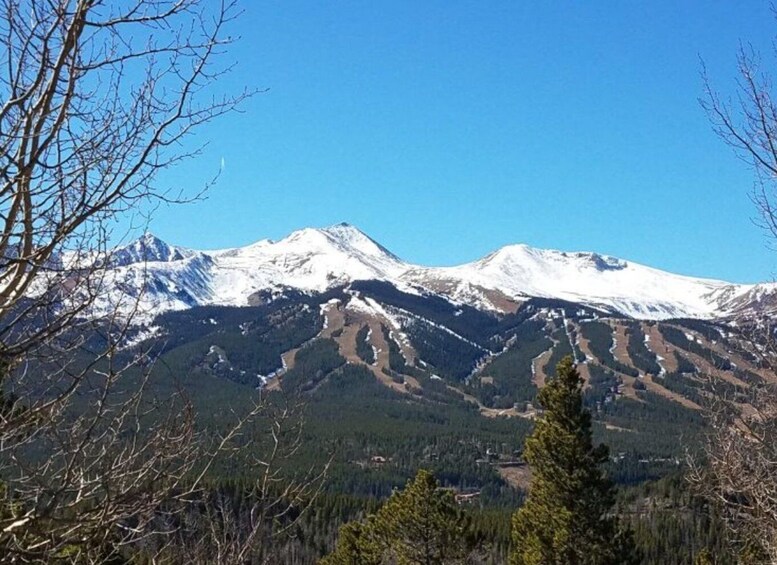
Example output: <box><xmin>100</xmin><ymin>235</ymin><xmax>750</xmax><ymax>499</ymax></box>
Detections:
<box><xmin>697</xmin><ymin>21</ymin><xmax>777</xmax><ymax>563</ymax></box>
<box><xmin>0</xmin><ymin>2</ymin><xmax>327</xmax><ymax>562</ymax></box>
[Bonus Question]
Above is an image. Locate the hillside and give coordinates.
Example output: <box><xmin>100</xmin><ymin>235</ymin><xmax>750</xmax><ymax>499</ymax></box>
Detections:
<box><xmin>128</xmin><ymin>276</ymin><xmax>773</xmax><ymax>501</ymax></box>
<box><xmin>92</xmin><ymin>227</ymin><xmax>776</xmax><ymax>562</ymax></box>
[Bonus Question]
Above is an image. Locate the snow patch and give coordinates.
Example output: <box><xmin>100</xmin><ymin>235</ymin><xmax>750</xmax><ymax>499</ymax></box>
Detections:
<box><xmin>122</xmin><ymin>325</ymin><xmax>163</xmax><ymax>349</ymax></box>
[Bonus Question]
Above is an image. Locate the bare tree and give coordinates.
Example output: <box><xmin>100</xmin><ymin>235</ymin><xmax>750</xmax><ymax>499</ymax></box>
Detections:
<box><xmin>688</xmin><ymin>379</ymin><xmax>777</xmax><ymax>563</ymax></box>
<box><xmin>160</xmin><ymin>399</ymin><xmax>331</xmax><ymax>564</ymax></box>
<box><xmin>0</xmin><ymin>1</ymin><xmax>324</xmax><ymax>562</ymax></box>
<box><xmin>696</xmin><ymin>25</ymin><xmax>777</xmax><ymax>564</ymax></box>
<box><xmin>702</xmin><ymin>42</ymin><xmax>777</xmax><ymax>246</ymax></box>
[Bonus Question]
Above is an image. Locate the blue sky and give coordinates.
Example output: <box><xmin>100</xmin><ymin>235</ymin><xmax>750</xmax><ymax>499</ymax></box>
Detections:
<box><xmin>145</xmin><ymin>1</ymin><xmax>777</xmax><ymax>283</ymax></box>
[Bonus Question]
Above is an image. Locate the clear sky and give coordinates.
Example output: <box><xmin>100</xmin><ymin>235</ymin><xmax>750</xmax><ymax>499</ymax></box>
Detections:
<box><xmin>144</xmin><ymin>1</ymin><xmax>777</xmax><ymax>284</ymax></box>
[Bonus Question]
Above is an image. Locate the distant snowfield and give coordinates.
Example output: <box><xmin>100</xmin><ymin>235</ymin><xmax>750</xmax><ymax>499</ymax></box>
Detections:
<box><xmin>88</xmin><ymin>223</ymin><xmax>777</xmax><ymax>322</ymax></box>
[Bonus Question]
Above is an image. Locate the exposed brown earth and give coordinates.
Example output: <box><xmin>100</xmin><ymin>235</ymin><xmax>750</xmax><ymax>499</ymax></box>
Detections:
<box><xmin>532</xmin><ymin>333</ymin><xmax>556</xmax><ymax>389</ymax></box>
<box><xmin>364</xmin><ymin>315</ymin><xmax>421</xmax><ymax>392</ymax></box>
<box><xmin>633</xmin><ymin>323</ymin><xmax>770</xmax><ymax>407</ymax></box>
<box><xmin>264</xmin><ymin>378</ymin><xmax>281</xmax><ymax>391</ymax></box>
<box><xmin>264</xmin><ymin>345</ymin><xmax>306</xmax><ymax>391</ymax></box>
<box><xmin>320</xmin><ymin>301</ymin><xmax>345</xmax><ymax>338</ymax></box>
<box><xmin>443</xmin><ymin>382</ymin><xmax>537</xmax><ymax>420</ymax></box>
<box><xmin>480</xmin><ymin>288</ymin><xmax>523</xmax><ymax>313</ymax></box>
<box><xmin>264</xmin><ymin>372</ymin><xmax>281</xmax><ymax>392</ymax></box>
<box><xmin>532</xmin><ymin>347</ymin><xmax>553</xmax><ymax>389</ymax></box>
<box><xmin>653</xmin><ymin>329</ymin><xmax>750</xmax><ymax>389</ymax></box>
<box><xmin>265</xmin><ymin>302</ymin><xmax>345</xmax><ymax>391</ymax></box>
<box><xmin>403</xmin><ymin>277</ymin><xmax>521</xmax><ymax>314</ymax></box>
<box><xmin>329</xmin><ymin>301</ymin><xmax>421</xmax><ymax>393</ymax></box>
<box><xmin>569</xmin><ymin>323</ymin><xmax>596</xmax><ymax>389</ymax></box>
<box><xmin>575</xmin><ymin>325</ymin><xmax>596</xmax><ymax>365</ymax></box>
<box><xmin>263</xmin><ymin>348</ymin><xmax>297</xmax><ymax>391</ymax></box>
<box><xmin>577</xmin><ymin>363</ymin><xmax>591</xmax><ymax>386</ymax></box>
<box><xmin>642</xmin><ymin>374</ymin><xmax>701</xmax><ymax>410</ymax></box>
<box><xmin>571</xmin><ymin>322</ymin><xmax>641</xmax><ymax>400</ymax></box>
<box><xmin>497</xmin><ymin>463</ymin><xmax>532</xmax><ymax>490</ymax></box>
<box><xmin>269</xmin><ymin>300</ymin><xmax>424</xmax><ymax>394</ymax></box>
<box><xmin>271</xmin><ymin>301</ymin><xmax>769</xmax><ymax>418</ymax></box>
<box><xmin>608</xmin><ymin>322</ymin><xmax>703</xmax><ymax>407</ymax></box>
<box><xmin>333</xmin><ymin>322</ymin><xmax>363</xmax><ymax>363</ymax></box>
<box><xmin>666</xmin><ymin>325</ymin><xmax>777</xmax><ymax>387</ymax></box>
<box><xmin>609</xmin><ymin>321</ymin><xmax>634</xmax><ymax>373</ymax></box>
<box><xmin>601</xmin><ymin>321</ymin><xmax>685</xmax><ymax>404</ymax></box>
<box><xmin>681</xmin><ymin>349</ymin><xmax>749</xmax><ymax>388</ymax></box>
<box><xmin>613</xmin><ymin>375</ymin><xmax>643</xmax><ymax>402</ymax></box>
<box><xmin>441</xmin><ymin>385</ymin><xmax>523</xmax><ymax>419</ymax></box>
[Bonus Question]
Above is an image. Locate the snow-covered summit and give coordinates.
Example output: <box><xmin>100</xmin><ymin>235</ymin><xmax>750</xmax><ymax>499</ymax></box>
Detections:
<box><xmin>110</xmin><ymin>232</ymin><xmax>196</xmax><ymax>267</ymax></box>
<box><xmin>93</xmin><ymin>224</ymin><xmax>777</xmax><ymax>322</ymax></box>
<box><xmin>203</xmin><ymin>223</ymin><xmax>410</xmax><ymax>305</ymax></box>
<box><xmin>475</xmin><ymin>245</ymin><xmax>629</xmax><ymax>275</ymax></box>
<box><xmin>405</xmin><ymin>244</ymin><xmax>734</xmax><ymax>319</ymax></box>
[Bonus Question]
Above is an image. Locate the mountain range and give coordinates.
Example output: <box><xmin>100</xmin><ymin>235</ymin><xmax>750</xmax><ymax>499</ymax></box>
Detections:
<box><xmin>97</xmin><ymin>223</ymin><xmax>777</xmax><ymax>490</ymax></box>
<box><xmin>97</xmin><ymin>222</ymin><xmax>776</xmax><ymax>322</ymax></box>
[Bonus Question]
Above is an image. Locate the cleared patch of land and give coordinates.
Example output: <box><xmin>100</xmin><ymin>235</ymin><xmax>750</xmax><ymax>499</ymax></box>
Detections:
<box><xmin>497</xmin><ymin>463</ymin><xmax>532</xmax><ymax>490</ymax></box>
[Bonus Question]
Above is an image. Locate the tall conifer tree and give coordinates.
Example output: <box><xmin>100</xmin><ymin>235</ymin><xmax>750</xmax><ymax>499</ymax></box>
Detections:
<box><xmin>322</xmin><ymin>469</ymin><xmax>473</xmax><ymax>564</ymax></box>
<box><xmin>510</xmin><ymin>356</ymin><xmax>637</xmax><ymax>565</ymax></box>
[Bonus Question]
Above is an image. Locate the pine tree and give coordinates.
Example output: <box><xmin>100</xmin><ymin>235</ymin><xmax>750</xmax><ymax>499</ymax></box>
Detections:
<box><xmin>694</xmin><ymin>548</ymin><xmax>714</xmax><ymax>565</ymax></box>
<box><xmin>320</xmin><ymin>521</ymin><xmax>382</xmax><ymax>565</ymax></box>
<box><xmin>510</xmin><ymin>356</ymin><xmax>638</xmax><ymax>565</ymax></box>
<box><xmin>322</xmin><ymin>469</ymin><xmax>473</xmax><ymax>564</ymax></box>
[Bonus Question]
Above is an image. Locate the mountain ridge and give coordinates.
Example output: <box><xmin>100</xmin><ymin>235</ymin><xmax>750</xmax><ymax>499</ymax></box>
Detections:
<box><xmin>97</xmin><ymin>223</ymin><xmax>777</xmax><ymax>322</ymax></box>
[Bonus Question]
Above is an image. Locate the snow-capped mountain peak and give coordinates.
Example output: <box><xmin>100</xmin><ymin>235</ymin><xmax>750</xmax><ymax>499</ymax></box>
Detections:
<box><xmin>274</xmin><ymin>223</ymin><xmax>403</xmax><ymax>266</ymax></box>
<box><xmin>167</xmin><ymin>223</ymin><xmax>410</xmax><ymax>310</ymax></box>
<box><xmin>403</xmin><ymin>241</ymin><xmax>757</xmax><ymax>319</ymax></box>
<box><xmin>477</xmin><ymin>244</ymin><xmax>628</xmax><ymax>274</ymax></box>
<box><xmin>110</xmin><ymin>232</ymin><xmax>193</xmax><ymax>267</ymax></box>
<box><xmin>92</xmin><ymin>225</ymin><xmax>777</xmax><ymax>322</ymax></box>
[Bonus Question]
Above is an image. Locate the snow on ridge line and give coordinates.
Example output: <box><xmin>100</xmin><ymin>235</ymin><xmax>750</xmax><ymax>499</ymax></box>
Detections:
<box><xmin>96</xmin><ymin>224</ymin><xmax>776</xmax><ymax>322</ymax></box>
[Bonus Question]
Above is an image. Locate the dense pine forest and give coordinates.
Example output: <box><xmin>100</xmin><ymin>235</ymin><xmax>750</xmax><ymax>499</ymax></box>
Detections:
<box><xmin>105</xmin><ymin>288</ymin><xmax>747</xmax><ymax>563</ymax></box>
<box><xmin>146</xmin><ymin>352</ymin><xmax>730</xmax><ymax>564</ymax></box>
